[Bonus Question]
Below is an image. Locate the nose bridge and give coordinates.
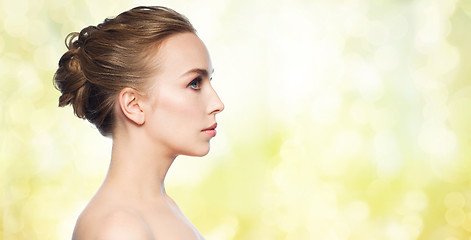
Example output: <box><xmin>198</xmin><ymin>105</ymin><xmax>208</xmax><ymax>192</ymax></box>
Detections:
<box><xmin>207</xmin><ymin>84</ymin><xmax>224</xmax><ymax>114</ymax></box>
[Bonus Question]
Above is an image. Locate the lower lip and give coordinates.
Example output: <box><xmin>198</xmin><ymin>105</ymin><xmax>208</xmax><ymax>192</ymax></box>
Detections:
<box><xmin>202</xmin><ymin>129</ymin><xmax>216</xmax><ymax>137</ymax></box>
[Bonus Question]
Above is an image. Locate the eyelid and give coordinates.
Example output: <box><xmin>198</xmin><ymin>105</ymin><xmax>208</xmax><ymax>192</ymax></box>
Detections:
<box><xmin>193</xmin><ymin>76</ymin><xmax>203</xmax><ymax>84</ymax></box>
<box><xmin>187</xmin><ymin>76</ymin><xmax>202</xmax><ymax>89</ymax></box>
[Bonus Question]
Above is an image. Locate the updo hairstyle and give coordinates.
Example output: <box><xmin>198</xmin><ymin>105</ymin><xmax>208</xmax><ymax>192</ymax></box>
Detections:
<box><xmin>54</xmin><ymin>6</ymin><xmax>195</xmax><ymax>136</ymax></box>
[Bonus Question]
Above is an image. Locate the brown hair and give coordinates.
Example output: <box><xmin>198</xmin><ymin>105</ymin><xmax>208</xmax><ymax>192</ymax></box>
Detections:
<box><xmin>54</xmin><ymin>6</ymin><xmax>196</xmax><ymax>136</ymax></box>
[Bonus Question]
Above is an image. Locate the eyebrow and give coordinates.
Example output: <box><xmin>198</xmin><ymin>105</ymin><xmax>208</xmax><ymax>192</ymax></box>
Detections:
<box><xmin>180</xmin><ymin>68</ymin><xmax>214</xmax><ymax>78</ymax></box>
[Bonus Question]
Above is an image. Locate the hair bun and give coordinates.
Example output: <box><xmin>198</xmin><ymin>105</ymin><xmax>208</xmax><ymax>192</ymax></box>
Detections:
<box><xmin>54</xmin><ymin>33</ymin><xmax>90</xmax><ymax>119</ymax></box>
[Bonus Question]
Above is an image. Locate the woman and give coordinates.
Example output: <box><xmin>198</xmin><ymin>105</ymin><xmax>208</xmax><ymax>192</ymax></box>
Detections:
<box><xmin>54</xmin><ymin>6</ymin><xmax>224</xmax><ymax>239</ymax></box>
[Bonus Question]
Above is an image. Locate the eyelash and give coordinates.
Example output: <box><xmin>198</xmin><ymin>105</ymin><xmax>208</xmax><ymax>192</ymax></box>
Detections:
<box><xmin>188</xmin><ymin>76</ymin><xmax>202</xmax><ymax>90</ymax></box>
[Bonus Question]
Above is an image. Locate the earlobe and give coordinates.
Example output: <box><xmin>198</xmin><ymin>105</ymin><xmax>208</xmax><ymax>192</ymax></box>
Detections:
<box><xmin>118</xmin><ymin>88</ymin><xmax>145</xmax><ymax>125</ymax></box>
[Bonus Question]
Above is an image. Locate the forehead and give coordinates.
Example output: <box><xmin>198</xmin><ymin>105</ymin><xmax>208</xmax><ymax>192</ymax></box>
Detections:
<box><xmin>154</xmin><ymin>32</ymin><xmax>212</xmax><ymax>79</ymax></box>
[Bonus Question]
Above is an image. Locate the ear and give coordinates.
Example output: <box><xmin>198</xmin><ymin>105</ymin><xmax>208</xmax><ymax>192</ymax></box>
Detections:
<box><xmin>118</xmin><ymin>88</ymin><xmax>145</xmax><ymax>125</ymax></box>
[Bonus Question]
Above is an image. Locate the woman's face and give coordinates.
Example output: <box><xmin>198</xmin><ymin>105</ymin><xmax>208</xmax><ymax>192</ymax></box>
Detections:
<box><xmin>143</xmin><ymin>32</ymin><xmax>224</xmax><ymax>157</ymax></box>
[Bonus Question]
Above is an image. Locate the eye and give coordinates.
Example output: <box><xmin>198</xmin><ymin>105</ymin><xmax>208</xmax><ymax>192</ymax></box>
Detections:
<box><xmin>188</xmin><ymin>76</ymin><xmax>202</xmax><ymax>90</ymax></box>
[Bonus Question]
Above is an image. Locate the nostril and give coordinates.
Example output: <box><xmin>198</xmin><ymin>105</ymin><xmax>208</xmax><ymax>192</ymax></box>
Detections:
<box><xmin>210</xmin><ymin>103</ymin><xmax>223</xmax><ymax>115</ymax></box>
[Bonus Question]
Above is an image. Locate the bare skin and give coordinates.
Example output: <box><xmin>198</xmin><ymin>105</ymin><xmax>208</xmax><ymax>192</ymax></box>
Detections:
<box><xmin>72</xmin><ymin>33</ymin><xmax>224</xmax><ymax>240</ymax></box>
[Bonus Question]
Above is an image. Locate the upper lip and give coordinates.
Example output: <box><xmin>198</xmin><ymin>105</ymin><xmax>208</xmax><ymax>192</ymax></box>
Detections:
<box><xmin>202</xmin><ymin>123</ymin><xmax>217</xmax><ymax>131</ymax></box>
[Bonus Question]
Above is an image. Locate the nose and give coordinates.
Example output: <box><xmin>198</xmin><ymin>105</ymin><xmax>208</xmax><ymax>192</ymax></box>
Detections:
<box><xmin>208</xmin><ymin>86</ymin><xmax>224</xmax><ymax>115</ymax></box>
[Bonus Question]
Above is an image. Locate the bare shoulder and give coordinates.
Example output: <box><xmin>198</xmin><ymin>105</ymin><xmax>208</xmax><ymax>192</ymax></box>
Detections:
<box><xmin>73</xmin><ymin>208</ymin><xmax>154</xmax><ymax>240</ymax></box>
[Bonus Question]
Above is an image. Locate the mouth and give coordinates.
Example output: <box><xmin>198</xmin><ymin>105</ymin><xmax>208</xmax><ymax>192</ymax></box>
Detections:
<box><xmin>202</xmin><ymin>123</ymin><xmax>217</xmax><ymax>137</ymax></box>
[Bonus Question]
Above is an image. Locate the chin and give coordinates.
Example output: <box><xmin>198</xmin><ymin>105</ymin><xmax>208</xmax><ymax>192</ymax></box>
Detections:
<box><xmin>181</xmin><ymin>144</ymin><xmax>210</xmax><ymax>157</ymax></box>
<box><xmin>192</xmin><ymin>148</ymin><xmax>210</xmax><ymax>157</ymax></box>
<box><xmin>178</xmin><ymin>142</ymin><xmax>209</xmax><ymax>157</ymax></box>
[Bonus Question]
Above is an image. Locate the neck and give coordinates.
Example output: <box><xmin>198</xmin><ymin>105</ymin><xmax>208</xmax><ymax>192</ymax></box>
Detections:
<box><xmin>102</xmin><ymin>128</ymin><xmax>176</xmax><ymax>201</ymax></box>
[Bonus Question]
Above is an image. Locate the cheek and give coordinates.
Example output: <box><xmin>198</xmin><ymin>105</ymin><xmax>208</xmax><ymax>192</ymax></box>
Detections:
<box><xmin>162</xmin><ymin>94</ymin><xmax>198</xmax><ymax>121</ymax></box>
<box><xmin>150</xmin><ymin>91</ymin><xmax>202</xmax><ymax>136</ymax></box>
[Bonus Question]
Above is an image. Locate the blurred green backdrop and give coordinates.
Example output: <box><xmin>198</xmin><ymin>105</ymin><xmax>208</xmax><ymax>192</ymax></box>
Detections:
<box><xmin>2</xmin><ymin>0</ymin><xmax>471</xmax><ymax>239</ymax></box>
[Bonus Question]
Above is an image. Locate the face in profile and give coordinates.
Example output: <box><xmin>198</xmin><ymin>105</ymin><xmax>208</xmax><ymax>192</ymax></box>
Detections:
<box><xmin>142</xmin><ymin>32</ymin><xmax>224</xmax><ymax>157</ymax></box>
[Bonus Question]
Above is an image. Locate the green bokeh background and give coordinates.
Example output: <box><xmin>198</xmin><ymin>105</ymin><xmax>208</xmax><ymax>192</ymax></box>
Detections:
<box><xmin>2</xmin><ymin>0</ymin><xmax>471</xmax><ymax>239</ymax></box>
